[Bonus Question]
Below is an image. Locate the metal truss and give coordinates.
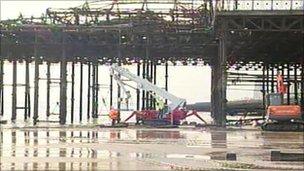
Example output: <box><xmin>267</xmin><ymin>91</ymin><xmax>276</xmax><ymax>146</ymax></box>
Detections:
<box><xmin>217</xmin><ymin>11</ymin><xmax>304</xmax><ymax>32</ymax></box>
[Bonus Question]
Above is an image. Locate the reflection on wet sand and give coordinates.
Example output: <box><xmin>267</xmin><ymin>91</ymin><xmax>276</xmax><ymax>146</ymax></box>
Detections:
<box><xmin>0</xmin><ymin>128</ymin><xmax>303</xmax><ymax>170</ymax></box>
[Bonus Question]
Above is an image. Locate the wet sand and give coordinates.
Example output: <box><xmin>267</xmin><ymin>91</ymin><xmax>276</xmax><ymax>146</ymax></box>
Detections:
<box><xmin>0</xmin><ymin>125</ymin><xmax>303</xmax><ymax>170</ymax></box>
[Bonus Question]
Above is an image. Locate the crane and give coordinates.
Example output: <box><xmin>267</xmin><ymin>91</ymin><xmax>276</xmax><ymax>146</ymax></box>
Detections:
<box><xmin>110</xmin><ymin>64</ymin><xmax>206</xmax><ymax>125</ymax></box>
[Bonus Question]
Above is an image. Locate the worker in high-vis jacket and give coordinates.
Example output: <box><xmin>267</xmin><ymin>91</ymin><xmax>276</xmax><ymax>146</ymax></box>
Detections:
<box><xmin>109</xmin><ymin>107</ymin><xmax>119</xmax><ymax>126</ymax></box>
<box><xmin>277</xmin><ymin>74</ymin><xmax>287</xmax><ymax>94</ymax></box>
<box><xmin>155</xmin><ymin>97</ymin><xmax>165</xmax><ymax>111</ymax></box>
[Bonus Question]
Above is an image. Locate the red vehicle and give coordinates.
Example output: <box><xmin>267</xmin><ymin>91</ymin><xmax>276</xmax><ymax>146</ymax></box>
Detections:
<box><xmin>262</xmin><ymin>74</ymin><xmax>303</xmax><ymax>131</ymax></box>
<box><xmin>110</xmin><ymin>64</ymin><xmax>206</xmax><ymax>126</ymax></box>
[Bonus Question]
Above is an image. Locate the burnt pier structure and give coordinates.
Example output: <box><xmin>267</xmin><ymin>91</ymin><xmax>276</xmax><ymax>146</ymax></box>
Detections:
<box><xmin>0</xmin><ymin>0</ymin><xmax>303</xmax><ymax>126</ymax></box>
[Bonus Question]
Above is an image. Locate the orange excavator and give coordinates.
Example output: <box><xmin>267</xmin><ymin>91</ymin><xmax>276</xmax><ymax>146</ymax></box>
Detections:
<box><xmin>262</xmin><ymin>74</ymin><xmax>304</xmax><ymax>131</ymax></box>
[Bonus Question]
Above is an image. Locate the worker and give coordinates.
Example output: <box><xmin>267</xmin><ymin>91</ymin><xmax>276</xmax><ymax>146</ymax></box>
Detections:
<box><xmin>155</xmin><ymin>97</ymin><xmax>165</xmax><ymax>111</ymax></box>
<box><xmin>109</xmin><ymin>106</ymin><xmax>119</xmax><ymax>126</ymax></box>
<box><xmin>277</xmin><ymin>74</ymin><xmax>287</xmax><ymax>94</ymax></box>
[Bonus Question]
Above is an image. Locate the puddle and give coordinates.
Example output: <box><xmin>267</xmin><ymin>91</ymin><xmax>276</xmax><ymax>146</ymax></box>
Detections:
<box><xmin>166</xmin><ymin>154</ymin><xmax>211</xmax><ymax>160</ymax></box>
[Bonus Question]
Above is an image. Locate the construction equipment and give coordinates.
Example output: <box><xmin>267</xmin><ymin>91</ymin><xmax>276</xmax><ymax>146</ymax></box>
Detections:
<box><xmin>110</xmin><ymin>64</ymin><xmax>206</xmax><ymax>126</ymax></box>
<box><xmin>261</xmin><ymin>74</ymin><xmax>303</xmax><ymax>131</ymax></box>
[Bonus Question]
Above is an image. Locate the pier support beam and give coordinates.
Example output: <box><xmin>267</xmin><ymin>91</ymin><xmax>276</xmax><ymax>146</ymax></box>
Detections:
<box><xmin>87</xmin><ymin>62</ymin><xmax>91</xmax><ymax>120</ymax></box>
<box><xmin>153</xmin><ymin>61</ymin><xmax>157</xmax><ymax>109</ymax></box>
<box><xmin>145</xmin><ymin>60</ymin><xmax>150</xmax><ymax>109</ymax></box>
<box><xmin>71</xmin><ymin>61</ymin><xmax>75</xmax><ymax>123</ymax></box>
<box><xmin>136</xmin><ymin>62</ymin><xmax>141</xmax><ymax>110</ymax></box>
<box><xmin>287</xmin><ymin>63</ymin><xmax>290</xmax><ymax>105</ymax></box>
<box><xmin>46</xmin><ymin>61</ymin><xmax>51</xmax><ymax>118</ymax></box>
<box><xmin>294</xmin><ymin>64</ymin><xmax>298</xmax><ymax>104</ymax></box>
<box><xmin>92</xmin><ymin>61</ymin><xmax>98</xmax><ymax>119</ymax></box>
<box><xmin>142</xmin><ymin>60</ymin><xmax>146</xmax><ymax>110</ymax></box>
<box><xmin>211</xmin><ymin>36</ymin><xmax>227</xmax><ymax>126</ymax></box>
<box><xmin>301</xmin><ymin>64</ymin><xmax>304</xmax><ymax>115</ymax></box>
<box><xmin>109</xmin><ymin>66</ymin><xmax>113</xmax><ymax>109</ymax></box>
<box><xmin>79</xmin><ymin>62</ymin><xmax>83</xmax><ymax>122</ymax></box>
<box><xmin>33</xmin><ymin>32</ymin><xmax>39</xmax><ymax>125</ymax></box>
<box><xmin>92</xmin><ymin>62</ymin><xmax>96</xmax><ymax>118</ymax></box>
<box><xmin>33</xmin><ymin>57</ymin><xmax>39</xmax><ymax>125</ymax></box>
<box><xmin>59</xmin><ymin>34</ymin><xmax>67</xmax><ymax>125</ymax></box>
<box><xmin>0</xmin><ymin>58</ymin><xmax>3</xmax><ymax>117</ymax></box>
<box><xmin>165</xmin><ymin>61</ymin><xmax>168</xmax><ymax>105</ymax></box>
<box><xmin>262</xmin><ymin>64</ymin><xmax>266</xmax><ymax>119</ymax></box>
<box><xmin>24</xmin><ymin>59</ymin><xmax>30</xmax><ymax>120</ymax></box>
<box><xmin>271</xmin><ymin>64</ymin><xmax>275</xmax><ymax>93</ymax></box>
<box><xmin>11</xmin><ymin>60</ymin><xmax>17</xmax><ymax>121</ymax></box>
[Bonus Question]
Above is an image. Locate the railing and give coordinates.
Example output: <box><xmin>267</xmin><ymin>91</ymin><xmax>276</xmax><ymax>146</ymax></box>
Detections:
<box><xmin>218</xmin><ymin>0</ymin><xmax>303</xmax><ymax>11</ymax></box>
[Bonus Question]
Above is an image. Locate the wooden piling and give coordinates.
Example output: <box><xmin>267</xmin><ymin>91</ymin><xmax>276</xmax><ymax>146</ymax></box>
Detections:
<box><xmin>301</xmin><ymin>64</ymin><xmax>304</xmax><ymax>113</ymax></box>
<box><xmin>11</xmin><ymin>60</ymin><xmax>17</xmax><ymax>121</ymax></box>
<box><xmin>59</xmin><ymin>33</ymin><xmax>67</xmax><ymax>125</ymax></box>
<box><xmin>87</xmin><ymin>62</ymin><xmax>91</xmax><ymax>120</ymax></box>
<box><xmin>33</xmin><ymin>32</ymin><xmax>39</xmax><ymax>125</ymax></box>
<box><xmin>0</xmin><ymin>58</ymin><xmax>3</xmax><ymax>116</ymax></box>
<box><xmin>136</xmin><ymin>62</ymin><xmax>141</xmax><ymax>110</ymax></box>
<box><xmin>71</xmin><ymin>62</ymin><xmax>75</xmax><ymax>123</ymax></box>
<box><xmin>46</xmin><ymin>61</ymin><xmax>51</xmax><ymax>118</ymax></box>
<box><xmin>142</xmin><ymin>59</ymin><xmax>146</xmax><ymax>110</ymax></box>
<box><xmin>79</xmin><ymin>62</ymin><xmax>83</xmax><ymax>122</ymax></box>
<box><xmin>211</xmin><ymin>35</ymin><xmax>227</xmax><ymax>126</ymax></box>
<box><xmin>25</xmin><ymin>59</ymin><xmax>30</xmax><ymax>120</ymax></box>
<box><xmin>287</xmin><ymin>63</ymin><xmax>290</xmax><ymax>105</ymax></box>
<box><xmin>294</xmin><ymin>64</ymin><xmax>298</xmax><ymax>104</ymax></box>
<box><xmin>165</xmin><ymin>61</ymin><xmax>168</xmax><ymax>105</ymax></box>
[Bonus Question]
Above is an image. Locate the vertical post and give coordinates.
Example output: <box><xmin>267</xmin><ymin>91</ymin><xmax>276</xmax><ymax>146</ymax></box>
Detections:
<box><xmin>92</xmin><ymin>61</ymin><xmax>98</xmax><ymax>119</ymax></box>
<box><xmin>301</xmin><ymin>63</ymin><xmax>304</xmax><ymax>115</ymax></box>
<box><xmin>149</xmin><ymin>60</ymin><xmax>153</xmax><ymax>109</ymax></box>
<box><xmin>153</xmin><ymin>62</ymin><xmax>157</xmax><ymax>109</ymax></box>
<box><xmin>142</xmin><ymin>60</ymin><xmax>146</xmax><ymax>110</ymax></box>
<box><xmin>266</xmin><ymin>64</ymin><xmax>269</xmax><ymax>94</ymax></box>
<box><xmin>109</xmin><ymin>67</ymin><xmax>113</xmax><ymax>109</ymax></box>
<box><xmin>149</xmin><ymin>60</ymin><xmax>154</xmax><ymax>109</ymax></box>
<box><xmin>95</xmin><ymin>60</ymin><xmax>99</xmax><ymax>118</ymax></box>
<box><xmin>95</xmin><ymin>61</ymin><xmax>99</xmax><ymax>118</ymax></box>
<box><xmin>59</xmin><ymin>32</ymin><xmax>67</xmax><ymax>125</ymax></box>
<box><xmin>294</xmin><ymin>64</ymin><xmax>298</xmax><ymax>104</ymax></box>
<box><xmin>46</xmin><ymin>61</ymin><xmax>51</xmax><ymax>118</ymax></box>
<box><xmin>33</xmin><ymin>33</ymin><xmax>39</xmax><ymax>125</ymax></box>
<box><xmin>211</xmin><ymin>33</ymin><xmax>227</xmax><ymax>126</ymax></box>
<box><xmin>271</xmin><ymin>0</ymin><xmax>274</xmax><ymax>10</ymax></box>
<box><xmin>271</xmin><ymin>64</ymin><xmax>275</xmax><ymax>93</ymax></box>
<box><xmin>117</xmin><ymin>30</ymin><xmax>122</xmax><ymax>122</ymax></box>
<box><xmin>165</xmin><ymin>61</ymin><xmax>168</xmax><ymax>105</ymax></box>
<box><xmin>79</xmin><ymin>62</ymin><xmax>83</xmax><ymax>122</ymax></box>
<box><xmin>262</xmin><ymin>64</ymin><xmax>266</xmax><ymax>119</ymax></box>
<box><xmin>24</xmin><ymin>59</ymin><xmax>30</xmax><ymax>120</ymax></box>
<box><xmin>281</xmin><ymin>64</ymin><xmax>285</xmax><ymax>103</ymax></box>
<box><xmin>290</xmin><ymin>0</ymin><xmax>293</xmax><ymax>10</ymax></box>
<box><xmin>234</xmin><ymin>0</ymin><xmax>238</xmax><ymax>10</ymax></box>
<box><xmin>287</xmin><ymin>63</ymin><xmax>290</xmax><ymax>105</ymax></box>
<box><xmin>0</xmin><ymin>58</ymin><xmax>3</xmax><ymax>117</ymax></box>
<box><xmin>146</xmin><ymin>60</ymin><xmax>150</xmax><ymax>109</ymax></box>
<box><xmin>92</xmin><ymin>62</ymin><xmax>96</xmax><ymax>118</ymax></box>
<box><xmin>71</xmin><ymin>61</ymin><xmax>75</xmax><ymax>123</ymax></box>
<box><xmin>11</xmin><ymin>60</ymin><xmax>17</xmax><ymax>121</ymax></box>
<box><xmin>136</xmin><ymin>62</ymin><xmax>141</xmax><ymax>110</ymax></box>
<box><xmin>87</xmin><ymin>62</ymin><xmax>91</xmax><ymax>120</ymax></box>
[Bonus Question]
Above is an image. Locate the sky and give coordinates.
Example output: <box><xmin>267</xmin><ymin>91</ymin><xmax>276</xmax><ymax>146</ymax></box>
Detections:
<box><xmin>0</xmin><ymin>0</ymin><xmax>86</xmax><ymax>20</ymax></box>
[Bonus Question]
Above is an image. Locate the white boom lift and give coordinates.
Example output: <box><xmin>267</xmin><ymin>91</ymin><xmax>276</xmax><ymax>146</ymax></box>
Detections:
<box><xmin>110</xmin><ymin>64</ymin><xmax>186</xmax><ymax>113</ymax></box>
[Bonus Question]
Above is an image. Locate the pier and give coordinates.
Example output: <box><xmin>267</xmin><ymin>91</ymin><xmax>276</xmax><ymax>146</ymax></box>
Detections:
<box><xmin>0</xmin><ymin>0</ymin><xmax>303</xmax><ymax>126</ymax></box>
